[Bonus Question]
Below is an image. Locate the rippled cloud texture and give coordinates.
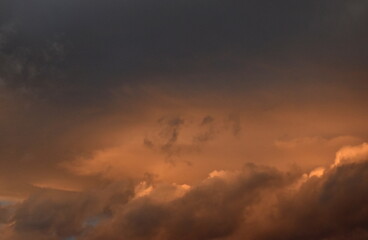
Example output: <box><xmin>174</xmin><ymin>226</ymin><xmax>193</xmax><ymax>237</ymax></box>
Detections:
<box><xmin>1</xmin><ymin>0</ymin><xmax>368</xmax><ymax>239</ymax></box>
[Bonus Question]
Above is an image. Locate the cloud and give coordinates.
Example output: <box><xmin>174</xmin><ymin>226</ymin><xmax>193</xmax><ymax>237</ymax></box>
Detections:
<box><xmin>141</xmin><ymin>114</ymin><xmax>241</xmax><ymax>164</ymax></box>
<box><xmin>253</xmin><ymin>160</ymin><xmax>368</xmax><ymax>240</ymax></box>
<box><xmin>2</xmin><ymin>182</ymin><xmax>135</xmax><ymax>240</ymax></box>
<box><xmin>274</xmin><ymin>136</ymin><xmax>362</xmax><ymax>149</ymax></box>
<box><xmin>0</xmin><ymin>1</ymin><xmax>367</xmax><ymax>239</ymax></box>
<box><xmin>333</xmin><ymin>142</ymin><xmax>368</xmax><ymax>167</ymax></box>
<box><xmin>2</xmin><ymin>143</ymin><xmax>368</xmax><ymax>240</ymax></box>
<box><xmin>80</xmin><ymin>163</ymin><xmax>292</xmax><ymax>240</ymax></box>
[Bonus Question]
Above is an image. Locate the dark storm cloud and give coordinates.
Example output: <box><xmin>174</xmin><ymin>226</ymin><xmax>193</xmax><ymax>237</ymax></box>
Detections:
<box><xmin>83</xmin><ymin>163</ymin><xmax>291</xmax><ymax>240</ymax></box>
<box><xmin>254</xmin><ymin>161</ymin><xmax>368</xmax><ymax>240</ymax></box>
<box><xmin>2</xmin><ymin>0</ymin><xmax>311</xmax><ymax>72</ymax></box>
<box><xmin>0</xmin><ymin>0</ymin><xmax>366</xmax><ymax>185</ymax></box>
<box><xmin>0</xmin><ymin>204</ymin><xmax>13</xmax><ymax>224</ymax></box>
<box><xmin>3</xmin><ymin>163</ymin><xmax>292</xmax><ymax>240</ymax></box>
<box><xmin>2</xmin><ymin>158</ymin><xmax>368</xmax><ymax>240</ymax></box>
<box><xmin>1</xmin><ymin>1</ymin><xmax>368</xmax><ymax>239</ymax></box>
<box><xmin>3</xmin><ymin>181</ymin><xmax>135</xmax><ymax>240</ymax></box>
<box><xmin>1</xmin><ymin>0</ymin><xmax>366</xmax><ymax>92</ymax></box>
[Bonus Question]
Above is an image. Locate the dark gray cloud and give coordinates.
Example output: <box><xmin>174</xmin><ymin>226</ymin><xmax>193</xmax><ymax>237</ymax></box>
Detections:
<box><xmin>1</xmin><ymin>0</ymin><xmax>367</xmax><ymax>93</ymax></box>
<box><xmin>1</xmin><ymin>0</ymin><xmax>367</xmax><ymax>113</ymax></box>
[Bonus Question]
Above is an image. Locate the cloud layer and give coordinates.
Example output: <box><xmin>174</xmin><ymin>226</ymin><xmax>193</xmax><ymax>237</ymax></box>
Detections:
<box><xmin>1</xmin><ymin>1</ymin><xmax>368</xmax><ymax>239</ymax></box>
<box><xmin>0</xmin><ymin>143</ymin><xmax>367</xmax><ymax>240</ymax></box>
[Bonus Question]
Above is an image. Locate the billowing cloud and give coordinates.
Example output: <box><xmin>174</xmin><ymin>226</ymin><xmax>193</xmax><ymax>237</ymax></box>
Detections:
<box><xmin>0</xmin><ymin>144</ymin><xmax>367</xmax><ymax>239</ymax></box>
<box><xmin>333</xmin><ymin>142</ymin><xmax>368</xmax><ymax>167</ymax></box>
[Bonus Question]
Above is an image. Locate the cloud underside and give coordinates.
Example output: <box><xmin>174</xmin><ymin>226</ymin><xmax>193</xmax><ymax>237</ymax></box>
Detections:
<box><xmin>1</xmin><ymin>144</ymin><xmax>367</xmax><ymax>240</ymax></box>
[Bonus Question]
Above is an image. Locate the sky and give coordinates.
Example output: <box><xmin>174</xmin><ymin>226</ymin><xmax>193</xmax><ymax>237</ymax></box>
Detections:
<box><xmin>0</xmin><ymin>0</ymin><xmax>368</xmax><ymax>239</ymax></box>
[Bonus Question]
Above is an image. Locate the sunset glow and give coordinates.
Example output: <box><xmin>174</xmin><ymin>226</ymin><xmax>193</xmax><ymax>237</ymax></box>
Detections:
<box><xmin>0</xmin><ymin>1</ymin><xmax>368</xmax><ymax>239</ymax></box>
